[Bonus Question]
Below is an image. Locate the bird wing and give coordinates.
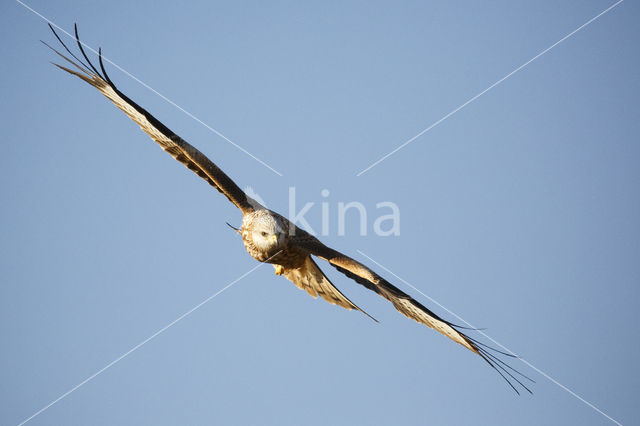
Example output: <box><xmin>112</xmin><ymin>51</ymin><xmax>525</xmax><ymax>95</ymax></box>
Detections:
<box><xmin>282</xmin><ymin>256</ymin><xmax>377</xmax><ymax>322</ymax></box>
<box><xmin>292</xmin><ymin>232</ymin><xmax>532</xmax><ymax>394</ymax></box>
<box><xmin>44</xmin><ymin>24</ymin><xmax>255</xmax><ymax>213</ymax></box>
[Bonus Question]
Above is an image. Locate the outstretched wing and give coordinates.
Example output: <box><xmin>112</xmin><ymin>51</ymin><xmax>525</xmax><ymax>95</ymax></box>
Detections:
<box><xmin>282</xmin><ymin>256</ymin><xmax>377</xmax><ymax>322</ymax></box>
<box><xmin>292</xmin><ymin>232</ymin><xmax>533</xmax><ymax>394</ymax></box>
<box><xmin>44</xmin><ymin>24</ymin><xmax>255</xmax><ymax>213</ymax></box>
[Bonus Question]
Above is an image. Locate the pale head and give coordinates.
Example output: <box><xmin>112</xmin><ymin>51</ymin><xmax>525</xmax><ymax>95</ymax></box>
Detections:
<box><xmin>242</xmin><ymin>210</ymin><xmax>288</xmax><ymax>252</ymax></box>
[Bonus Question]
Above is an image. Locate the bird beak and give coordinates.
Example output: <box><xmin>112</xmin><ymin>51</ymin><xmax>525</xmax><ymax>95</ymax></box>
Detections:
<box><xmin>269</xmin><ymin>234</ymin><xmax>278</xmax><ymax>244</ymax></box>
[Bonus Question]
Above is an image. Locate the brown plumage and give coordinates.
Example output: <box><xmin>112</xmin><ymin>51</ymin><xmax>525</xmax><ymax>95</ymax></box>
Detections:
<box><xmin>44</xmin><ymin>24</ymin><xmax>533</xmax><ymax>394</ymax></box>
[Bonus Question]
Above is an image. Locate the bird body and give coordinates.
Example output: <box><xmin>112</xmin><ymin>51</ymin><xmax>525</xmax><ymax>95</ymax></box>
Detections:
<box><xmin>43</xmin><ymin>24</ymin><xmax>532</xmax><ymax>394</ymax></box>
<box><xmin>238</xmin><ymin>207</ymin><xmax>372</xmax><ymax>316</ymax></box>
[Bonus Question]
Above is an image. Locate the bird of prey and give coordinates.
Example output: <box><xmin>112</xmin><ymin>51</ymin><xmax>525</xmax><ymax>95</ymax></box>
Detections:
<box><xmin>43</xmin><ymin>24</ymin><xmax>532</xmax><ymax>394</ymax></box>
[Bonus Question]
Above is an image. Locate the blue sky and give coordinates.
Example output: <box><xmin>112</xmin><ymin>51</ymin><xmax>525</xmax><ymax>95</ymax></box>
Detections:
<box><xmin>2</xmin><ymin>1</ymin><xmax>638</xmax><ymax>425</ymax></box>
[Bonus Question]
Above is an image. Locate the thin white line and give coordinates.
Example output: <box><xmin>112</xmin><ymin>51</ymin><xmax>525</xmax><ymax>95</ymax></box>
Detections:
<box><xmin>356</xmin><ymin>0</ymin><xmax>624</xmax><ymax>176</ymax></box>
<box><xmin>356</xmin><ymin>249</ymin><xmax>623</xmax><ymax>426</ymax></box>
<box><xmin>16</xmin><ymin>256</ymin><xmax>274</xmax><ymax>426</ymax></box>
<box><xmin>15</xmin><ymin>0</ymin><xmax>284</xmax><ymax>177</ymax></box>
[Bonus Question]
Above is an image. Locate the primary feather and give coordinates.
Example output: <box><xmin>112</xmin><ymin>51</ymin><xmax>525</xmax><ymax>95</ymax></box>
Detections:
<box><xmin>45</xmin><ymin>24</ymin><xmax>533</xmax><ymax>394</ymax></box>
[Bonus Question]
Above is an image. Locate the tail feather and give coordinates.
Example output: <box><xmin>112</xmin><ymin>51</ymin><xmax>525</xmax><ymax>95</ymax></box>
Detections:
<box><xmin>282</xmin><ymin>257</ymin><xmax>377</xmax><ymax>322</ymax></box>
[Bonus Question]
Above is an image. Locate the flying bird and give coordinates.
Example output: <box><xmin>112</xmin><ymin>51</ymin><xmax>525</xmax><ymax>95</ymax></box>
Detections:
<box><xmin>43</xmin><ymin>24</ymin><xmax>532</xmax><ymax>394</ymax></box>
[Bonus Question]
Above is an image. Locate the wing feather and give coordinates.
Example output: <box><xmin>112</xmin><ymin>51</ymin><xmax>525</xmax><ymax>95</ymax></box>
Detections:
<box><xmin>45</xmin><ymin>24</ymin><xmax>255</xmax><ymax>213</ymax></box>
<box><xmin>292</xmin><ymin>232</ymin><xmax>533</xmax><ymax>394</ymax></box>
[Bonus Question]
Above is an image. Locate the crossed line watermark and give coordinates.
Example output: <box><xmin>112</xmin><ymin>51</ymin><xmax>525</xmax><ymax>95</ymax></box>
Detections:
<box><xmin>16</xmin><ymin>252</ymin><xmax>282</xmax><ymax>426</ymax></box>
<box><xmin>357</xmin><ymin>250</ymin><xmax>623</xmax><ymax>426</ymax></box>
<box><xmin>14</xmin><ymin>1</ymin><xmax>626</xmax><ymax>425</ymax></box>
<box><xmin>356</xmin><ymin>0</ymin><xmax>624</xmax><ymax>177</ymax></box>
<box><xmin>15</xmin><ymin>0</ymin><xmax>283</xmax><ymax>177</ymax></box>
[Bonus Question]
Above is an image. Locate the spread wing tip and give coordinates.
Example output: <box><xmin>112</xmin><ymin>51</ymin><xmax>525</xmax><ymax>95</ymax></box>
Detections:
<box><xmin>43</xmin><ymin>22</ymin><xmax>254</xmax><ymax>213</ymax></box>
<box><xmin>473</xmin><ymin>342</ymin><xmax>535</xmax><ymax>395</ymax></box>
<box><xmin>294</xmin><ymin>238</ymin><xmax>534</xmax><ymax>394</ymax></box>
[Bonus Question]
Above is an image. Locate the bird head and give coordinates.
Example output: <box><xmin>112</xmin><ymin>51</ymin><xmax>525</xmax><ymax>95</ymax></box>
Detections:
<box><xmin>248</xmin><ymin>214</ymin><xmax>287</xmax><ymax>252</ymax></box>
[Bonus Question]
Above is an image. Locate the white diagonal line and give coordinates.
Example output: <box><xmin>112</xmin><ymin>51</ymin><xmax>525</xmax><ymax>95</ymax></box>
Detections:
<box><xmin>16</xmin><ymin>255</ymin><xmax>277</xmax><ymax>426</ymax></box>
<box><xmin>356</xmin><ymin>0</ymin><xmax>624</xmax><ymax>176</ymax></box>
<box><xmin>356</xmin><ymin>249</ymin><xmax>623</xmax><ymax>426</ymax></box>
<box><xmin>15</xmin><ymin>0</ymin><xmax>284</xmax><ymax>177</ymax></box>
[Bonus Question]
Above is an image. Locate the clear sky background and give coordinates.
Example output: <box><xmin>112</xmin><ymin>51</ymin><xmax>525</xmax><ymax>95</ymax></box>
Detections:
<box><xmin>2</xmin><ymin>1</ymin><xmax>638</xmax><ymax>425</ymax></box>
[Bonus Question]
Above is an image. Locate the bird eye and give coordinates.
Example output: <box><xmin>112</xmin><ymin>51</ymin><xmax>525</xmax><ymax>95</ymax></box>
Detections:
<box><xmin>261</xmin><ymin>231</ymin><xmax>267</xmax><ymax>237</ymax></box>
